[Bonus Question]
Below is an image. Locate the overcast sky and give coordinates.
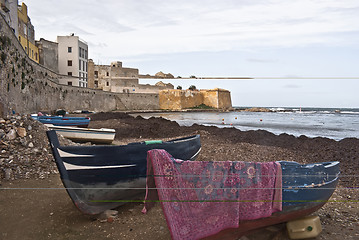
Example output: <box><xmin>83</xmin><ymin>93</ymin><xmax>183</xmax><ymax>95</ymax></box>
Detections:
<box><xmin>24</xmin><ymin>0</ymin><xmax>359</xmax><ymax>107</ymax></box>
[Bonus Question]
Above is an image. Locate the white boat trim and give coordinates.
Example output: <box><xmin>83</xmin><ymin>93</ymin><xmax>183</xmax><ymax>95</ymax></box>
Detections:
<box><xmin>63</xmin><ymin>162</ymin><xmax>137</xmax><ymax>170</ymax></box>
<box><xmin>190</xmin><ymin>147</ymin><xmax>202</xmax><ymax>160</ymax></box>
<box><xmin>45</xmin><ymin>124</ymin><xmax>115</xmax><ymax>133</ymax></box>
<box><xmin>58</xmin><ymin>149</ymin><xmax>94</xmax><ymax>158</ymax></box>
<box><xmin>46</xmin><ymin>124</ymin><xmax>116</xmax><ymax>144</ymax></box>
<box><xmin>172</xmin><ymin>135</ymin><xmax>198</xmax><ymax>143</ymax></box>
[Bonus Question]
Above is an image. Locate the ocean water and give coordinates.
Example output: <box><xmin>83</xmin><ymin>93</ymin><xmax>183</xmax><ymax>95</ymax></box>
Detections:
<box><xmin>133</xmin><ymin>108</ymin><xmax>359</xmax><ymax>140</ymax></box>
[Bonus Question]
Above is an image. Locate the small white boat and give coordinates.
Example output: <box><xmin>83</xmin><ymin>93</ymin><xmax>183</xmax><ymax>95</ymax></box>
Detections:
<box><xmin>45</xmin><ymin>124</ymin><xmax>116</xmax><ymax>144</ymax></box>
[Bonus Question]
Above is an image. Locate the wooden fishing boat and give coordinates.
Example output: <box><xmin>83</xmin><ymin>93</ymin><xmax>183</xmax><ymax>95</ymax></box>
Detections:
<box><xmin>45</xmin><ymin>124</ymin><xmax>116</xmax><ymax>144</ymax></box>
<box><xmin>32</xmin><ymin>115</ymin><xmax>90</xmax><ymax>127</ymax></box>
<box><xmin>138</xmin><ymin>149</ymin><xmax>339</xmax><ymax>239</ymax></box>
<box><xmin>203</xmin><ymin>160</ymin><xmax>340</xmax><ymax>239</ymax></box>
<box><xmin>46</xmin><ymin>130</ymin><xmax>202</xmax><ymax>215</ymax></box>
<box><xmin>46</xmin><ymin>129</ymin><xmax>339</xmax><ymax>232</ymax></box>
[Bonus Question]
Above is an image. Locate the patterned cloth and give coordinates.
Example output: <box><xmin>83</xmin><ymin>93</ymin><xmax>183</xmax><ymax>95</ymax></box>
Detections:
<box><xmin>142</xmin><ymin>149</ymin><xmax>282</xmax><ymax>240</ymax></box>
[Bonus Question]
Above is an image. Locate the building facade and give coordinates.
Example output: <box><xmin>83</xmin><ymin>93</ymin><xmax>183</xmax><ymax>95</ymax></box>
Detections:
<box><xmin>57</xmin><ymin>35</ymin><xmax>88</xmax><ymax>87</ymax></box>
<box><xmin>36</xmin><ymin>38</ymin><xmax>59</xmax><ymax>73</ymax></box>
<box><xmin>17</xmin><ymin>2</ymin><xmax>39</xmax><ymax>63</ymax></box>
<box><xmin>88</xmin><ymin>60</ymin><xmax>139</xmax><ymax>92</ymax></box>
<box><xmin>0</xmin><ymin>0</ymin><xmax>18</xmax><ymax>37</ymax></box>
<box><xmin>88</xmin><ymin>60</ymin><xmax>174</xmax><ymax>93</ymax></box>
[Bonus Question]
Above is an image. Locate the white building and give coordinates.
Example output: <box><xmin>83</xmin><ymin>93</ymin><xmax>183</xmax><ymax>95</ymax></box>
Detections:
<box><xmin>57</xmin><ymin>35</ymin><xmax>88</xmax><ymax>87</ymax></box>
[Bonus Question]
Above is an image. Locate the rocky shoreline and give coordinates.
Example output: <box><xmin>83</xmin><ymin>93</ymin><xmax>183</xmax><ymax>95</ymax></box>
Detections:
<box><xmin>0</xmin><ymin>115</ymin><xmax>78</xmax><ymax>182</ymax></box>
<box><xmin>1</xmin><ymin>112</ymin><xmax>358</xmax><ymax>239</ymax></box>
<box><xmin>0</xmin><ymin>115</ymin><xmax>56</xmax><ymax>181</ymax></box>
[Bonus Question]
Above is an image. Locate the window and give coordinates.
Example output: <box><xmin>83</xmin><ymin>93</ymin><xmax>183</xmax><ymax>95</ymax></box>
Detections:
<box><xmin>79</xmin><ymin>60</ymin><xmax>81</xmax><ymax>70</ymax></box>
<box><xmin>106</xmin><ymin>82</ymin><xmax>109</xmax><ymax>86</ymax></box>
<box><xmin>67</xmin><ymin>81</ymin><xmax>72</xmax><ymax>86</ymax></box>
<box><xmin>79</xmin><ymin>48</ymin><xmax>84</xmax><ymax>58</ymax></box>
<box><xmin>106</xmin><ymin>72</ymin><xmax>109</xmax><ymax>76</ymax></box>
<box><xmin>68</xmin><ymin>47</ymin><xmax>72</xmax><ymax>53</ymax></box>
<box><xmin>35</xmin><ymin>53</ymin><xmax>38</xmax><ymax>60</ymax></box>
<box><xmin>68</xmin><ymin>60</ymin><xmax>72</xmax><ymax>66</ymax></box>
<box><xmin>94</xmin><ymin>80</ymin><xmax>98</xmax><ymax>88</ymax></box>
<box><xmin>94</xmin><ymin>71</ymin><xmax>98</xmax><ymax>78</ymax></box>
<box><xmin>68</xmin><ymin>72</ymin><xmax>72</xmax><ymax>76</ymax></box>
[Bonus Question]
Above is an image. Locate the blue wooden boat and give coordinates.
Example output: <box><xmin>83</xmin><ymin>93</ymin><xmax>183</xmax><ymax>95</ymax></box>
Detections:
<box><xmin>46</xmin><ymin>130</ymin><xmax>202</xmax><ymax>215</ymax></box>
<box><xmin>203</xmin><ymin>160</ymin><xmax>340</xmax><ymax>239</ymax></box>
<box><xmin>32</xmin><ymin>115</ymin><xmax>90</xmax><ymax>127</ymax></box>
<box><xmin>46</xmin><ymin>129</ymin><xmax>339</xmax><ymax>229</ymax></box>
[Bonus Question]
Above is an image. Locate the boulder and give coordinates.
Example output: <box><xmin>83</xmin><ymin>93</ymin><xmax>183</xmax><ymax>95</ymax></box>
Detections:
<box><xmin>6</xmin><ymin>129</ymin><xmax>16</xmax><ymax>140</ymax></box>
<box><xmin>17</xmin><ymin>127</ymin><xmax>27</xmax><ymax>138</ymax></box>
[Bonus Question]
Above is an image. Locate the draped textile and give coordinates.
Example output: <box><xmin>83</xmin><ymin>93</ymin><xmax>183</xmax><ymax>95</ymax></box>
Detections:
<box><xmin>143</xmin><ymin>149</ymin><xmax>282</xmax><ymax>240</ymax></box>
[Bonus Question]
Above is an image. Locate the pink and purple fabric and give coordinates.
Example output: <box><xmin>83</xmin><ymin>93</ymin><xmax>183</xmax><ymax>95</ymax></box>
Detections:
<box><xmin>142</xmin><ymin>149</ymin><xmax>282</xmax><ymax>240</ymax></box>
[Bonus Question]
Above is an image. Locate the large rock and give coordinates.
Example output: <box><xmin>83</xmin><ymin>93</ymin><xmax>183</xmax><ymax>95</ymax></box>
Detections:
<box><xmin>243</xmin><ymin>107</ymin><xmax>271</xmax><ymax>112</ymax></box>
<box><xmin>6</xmin><ymin>129</ymin><xmax>17</xmax><ymax>140</ymax></box>
<box><xmin>17</xmin><ymin>127</ymin><xmax>27</xmax><ymax>138</ymax></box>
<box><xmin>98</xmin><ymin>210</ymin><xmax>119</xmax><ymax>223</ymax></box>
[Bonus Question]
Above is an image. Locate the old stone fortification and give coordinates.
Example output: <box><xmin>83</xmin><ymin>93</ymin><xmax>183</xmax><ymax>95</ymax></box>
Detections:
<box><xmin>0</xmin><ymin>15</ymin><xmax>159</xmax><ymax>117</ymax></box>
<box><xmin>159</xmin><ymin>88</ymin><xmax>232</xmax><ymax>110</ymax></box>
<box><xmin>88</xmin><ymin>60</ymin><xmax>173</xmax><ymax>94</ymax></box>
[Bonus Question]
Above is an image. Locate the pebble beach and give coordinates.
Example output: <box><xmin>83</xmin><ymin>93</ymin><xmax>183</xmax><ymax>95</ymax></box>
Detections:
<box><xmin>0</xmin><ymin>112</ymin><xmax>358</xmax><ymax>239</ymax></box>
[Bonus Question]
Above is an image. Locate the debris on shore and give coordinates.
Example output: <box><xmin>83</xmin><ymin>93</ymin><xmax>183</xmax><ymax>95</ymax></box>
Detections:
<box><xmin>0</xmin><ymin>115</ymin><xmax>73</xmax><ymax>182</ymax></box>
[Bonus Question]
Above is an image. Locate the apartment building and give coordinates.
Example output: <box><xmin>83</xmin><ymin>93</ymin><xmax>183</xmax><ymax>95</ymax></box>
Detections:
<box><xmin>57</xmin><ymin>35</ymin><xmax>88</xmax><ymax>87</ymax></box>
<box><xmin>17</xmin><ymin>2</ymin><xmax>39</xmax><ymax>63</ymax></box>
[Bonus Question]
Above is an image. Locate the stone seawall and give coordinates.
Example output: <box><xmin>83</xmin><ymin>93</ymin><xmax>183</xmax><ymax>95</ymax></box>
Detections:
<box><xmin>0</xmin><ymin>15</ymin><xmax>159</xmax><ymax>117</ymax></box>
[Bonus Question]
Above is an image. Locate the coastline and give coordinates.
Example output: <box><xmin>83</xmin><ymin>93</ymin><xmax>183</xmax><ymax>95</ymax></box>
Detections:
<box><xmin>123</xmin><ymin>109</ymin><xmax>359</xmax><ymax>141</ymax></box>
<box><xmin>69</xmin><ymin>106</ymin><xmax>359</xmax><ymax>116</ymax></box>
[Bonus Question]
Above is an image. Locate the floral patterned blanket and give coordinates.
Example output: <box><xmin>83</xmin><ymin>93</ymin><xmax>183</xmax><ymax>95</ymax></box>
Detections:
<box><xmin>142</xmin><ymin>149</ymin><xmax>282</xmax><ymax>240</ymax></box>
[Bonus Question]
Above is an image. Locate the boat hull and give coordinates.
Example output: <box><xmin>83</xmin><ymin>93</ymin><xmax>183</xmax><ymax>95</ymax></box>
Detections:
<box><xmin>45</xmin><ymin>124</ymin><xmax>115</xmax><ymax>144</ymax></box>
<box><xmin>47</xmin><ymin>130</ymin><xmax>339</xmax><ymax>221</ymax></box>
<box><xmin>203</xmin><ymin>161</ymin><xmax>340</xmax><ymax>239</ymax></box>
<box><xmin>202</xmin><ymin>202</ymin><xmax>327</xmax><ymax>239</ymax></box>
<box><xmin>280</xmin><ymin>160</ymin><xmax>340</xmax><ymax>208</ymax></box>
<box><xmin>33</xmin><ymin>115</ymin><xmax>90</xmax><ymax>127</ymax></box>
<box><xmin>47</xmin><ymin>130</ymin><xmax>202</xmax><ymax>214</ymax></box>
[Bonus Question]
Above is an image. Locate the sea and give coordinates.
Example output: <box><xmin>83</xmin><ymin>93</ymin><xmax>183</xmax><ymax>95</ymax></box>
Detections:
<box><xmin>132</xmin><ymin>107</ymin><xmax>359</xmax><ymax>141</ymax></box>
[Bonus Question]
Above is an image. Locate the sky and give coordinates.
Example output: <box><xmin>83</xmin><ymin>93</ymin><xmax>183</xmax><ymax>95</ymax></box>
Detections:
<box><xmin>23</xmin><ymin>0</ymin><xmax>359</xmax><ymax>108</ymax></box>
